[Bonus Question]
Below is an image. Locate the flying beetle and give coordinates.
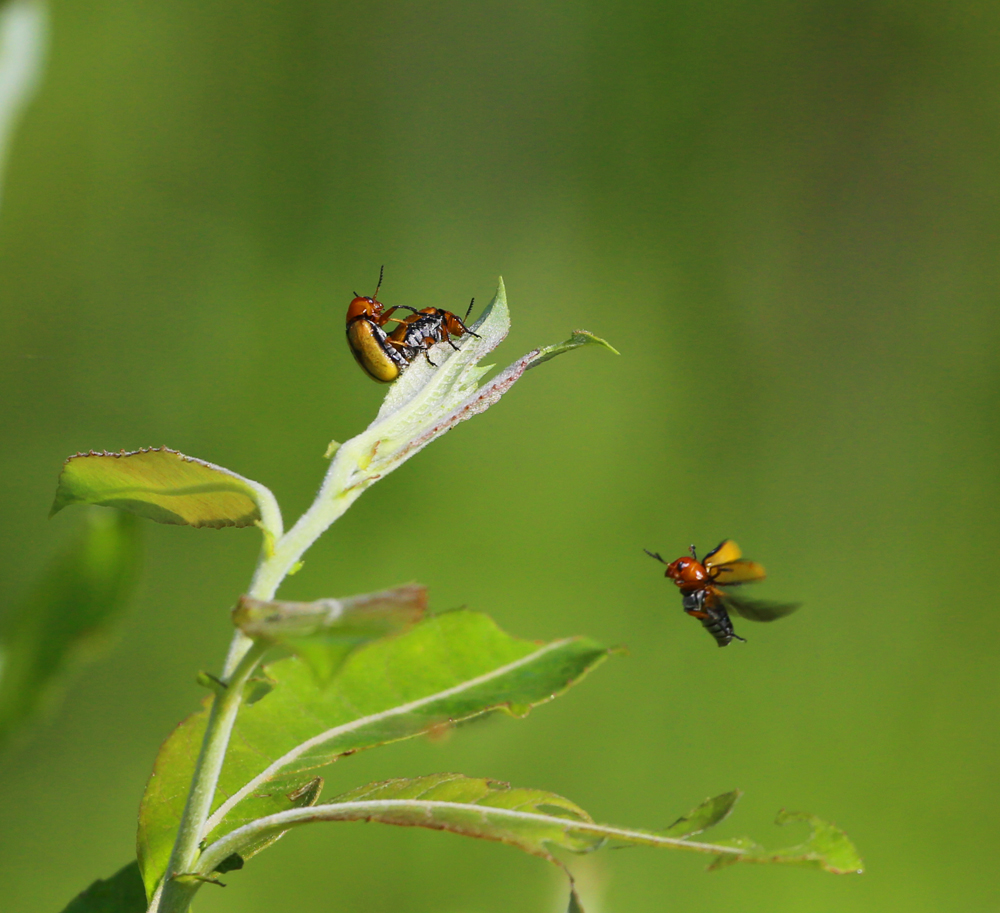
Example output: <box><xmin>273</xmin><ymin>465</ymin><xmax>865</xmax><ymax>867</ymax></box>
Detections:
<box><xmin>645</xmin><ymin>540</ymin><xmax>799</xmax><ymax>647</ymax></box>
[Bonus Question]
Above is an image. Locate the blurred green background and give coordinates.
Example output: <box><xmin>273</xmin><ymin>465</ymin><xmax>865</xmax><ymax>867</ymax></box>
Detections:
<box><xmin>2</xmin><ymin>1</ymin><xmax>998</xmax><ymax>910</ymax></box>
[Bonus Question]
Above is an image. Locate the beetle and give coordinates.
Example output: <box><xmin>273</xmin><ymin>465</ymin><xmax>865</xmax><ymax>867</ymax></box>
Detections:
<box><xmin>644</xmin><ymin>539</ymin><xmax>799</xmax><ymax>647</ymax></box>
<box><xmin>387</xmin><ymin>298</ymin><xmax>481</xmax><ymax>367</ymax></box>
<box><xmin>345</xmin><ymin>267</ymin><xmax>422</xmax><ymax>383</ymax></box>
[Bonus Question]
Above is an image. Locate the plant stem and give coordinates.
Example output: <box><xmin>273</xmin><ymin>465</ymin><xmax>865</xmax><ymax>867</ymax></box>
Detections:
<box><xmin>224</xmin><ymin>439</ymin><xmax>375</xmax><ymax>675</ymax></box>
<box><xmin>155</xmin><ymin>639</ymin><xmax>267</xmax><ymax>913</ymax></box>
<box><xmin>153</xmin><ymin>441</ymin><xmax>375</xmax><ymax>913</ymax></box>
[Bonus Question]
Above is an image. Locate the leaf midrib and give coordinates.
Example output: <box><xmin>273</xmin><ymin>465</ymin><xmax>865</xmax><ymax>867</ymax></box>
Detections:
<box><xmin>202</xmin><ymin>637</ymin><xmax>583</xmax><ymax>837</ymax></box>
<box><xmin>197</xmin><ymin>797</ymin><xmax>741</xmax><ymax>876</ymax></box>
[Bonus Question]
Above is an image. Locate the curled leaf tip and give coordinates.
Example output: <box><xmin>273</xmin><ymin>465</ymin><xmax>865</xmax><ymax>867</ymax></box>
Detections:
<box><xmin>49</xmin><ymin>447</ymin><xmax>282</xmax><ymax>537</ymax></box>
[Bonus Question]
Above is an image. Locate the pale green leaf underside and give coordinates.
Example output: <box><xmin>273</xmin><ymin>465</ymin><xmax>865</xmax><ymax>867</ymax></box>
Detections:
<box><xmin>51</xmin><ymin>447</ymin><xmax>277</xmax><ymax>530</ymax></box>
<box><xmin>194</xmin><ymin>774</ymin><xmax>864</xmax><ymax>880</ymax></box>
<box><xmin>0</xmin><ymin>510</ymin><xmax>139</xmax><ymax>751</ymax></box>
<box><xmin>329</xmin><ymin>280</ymin><xmax>617</xmax><ymax>501</ymax></box>
<box><xmin>137</xmin><ymin>610</ymin><xmax>610</xmax><ymax>896</ymax></box>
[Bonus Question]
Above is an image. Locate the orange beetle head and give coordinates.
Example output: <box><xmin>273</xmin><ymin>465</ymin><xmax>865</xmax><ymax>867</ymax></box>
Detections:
<box><xmin>346</xmin><ymin>295</ymin><xmax>382</xmax><ymax>325</ymax></box>
<box><xmin>665</xmin><ymin>556</ymin><xmax>708</xmax><ymax>590</ymax></box>
<box><xmin>443</xmin><ymin>311</ymin><xmax>469</xmax><ymax>338</ymax></box>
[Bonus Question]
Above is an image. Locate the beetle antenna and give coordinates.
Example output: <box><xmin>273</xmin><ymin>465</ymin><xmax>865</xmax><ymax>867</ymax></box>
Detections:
<box><xmin>644</xmin><ymin>549</ymin><xmax>668</xmax><ymax>565</ymax></box>
<box><xmin>373</xmin><ymin>264</ymin><xmax>385</xmax><ymax>299</ymax></box>
<box><xmin>454</xmin><ymin>299</ymin><xmax>481</xmax><ymax>338</ymax></box>
<box><xmin>689</xmin><ymin>544</ymin><xmax>698</xmax><ymax>560</ymax></box>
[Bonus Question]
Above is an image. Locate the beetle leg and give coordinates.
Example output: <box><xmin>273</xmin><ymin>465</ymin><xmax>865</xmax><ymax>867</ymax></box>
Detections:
<box><xmin>438</xmin><ymin>326</ymin><xmax>459</xmax><ymax>350</ymax></box>
<box><xmin>381</xmin><ymin>305</ymin><xmax>419</xmax><ymax>324</ymax></box>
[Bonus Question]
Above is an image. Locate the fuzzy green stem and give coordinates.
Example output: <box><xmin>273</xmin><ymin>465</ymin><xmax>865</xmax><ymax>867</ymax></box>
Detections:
<box><xmin>155</xmin><ymin>638</ymin><xmax>267</xmax><ymax>912</ymax></box>
<box><xmin>223</xmin><ymin>438</ymin><xmax>375</xmax><ymax>675</ymax></box>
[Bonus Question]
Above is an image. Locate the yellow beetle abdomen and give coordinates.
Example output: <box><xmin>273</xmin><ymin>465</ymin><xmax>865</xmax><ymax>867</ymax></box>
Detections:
<box><xmin>346</xmin><ymin>317</ymin><xmax>406</xmax><ymax>383</ymax></box>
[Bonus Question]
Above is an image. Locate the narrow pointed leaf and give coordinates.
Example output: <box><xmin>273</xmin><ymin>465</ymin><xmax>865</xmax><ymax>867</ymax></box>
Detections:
<box><xmin>661</xmin><ymin>790</ymin><xmax>741</xmax><ymax>838</ymax></box>
<box><xmin>0</xmin><ymin>510</ymin><xmax>139</xmax><ymax>751</ymax></box>
<box><xmin>51</xmin><ymin>447</ymin><xmax>281</xmax><ymax>533</ymax></box>
<box><xmin>194</xmin><ymin>773</ymin><xmax>864</xmax><ymax>881</ymax></box>
<box><xmin>58</xmin><ymin>861</ymin><xmax>146</xmax><ymax>913</ymax></box>
<box><xmin>233</xmin><ymin>585</ymin><xmax>426</xmax><ymax>682</ymax></box>
<box><xmin>137</xmin><ymin>610</ymin><xmax>610</xmax><ymax>895</ymax></box>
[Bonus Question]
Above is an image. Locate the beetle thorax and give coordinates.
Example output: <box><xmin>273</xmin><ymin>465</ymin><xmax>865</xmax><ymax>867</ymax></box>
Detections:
<box><xmin>346</xmin><ymin>296</ymin><xmax>381</xmax><ymax>324</ymax></box>
<box><xmin>665</xmin><ymin>556</ymin><xmax>709</xmax><ymax>591</ymax></box>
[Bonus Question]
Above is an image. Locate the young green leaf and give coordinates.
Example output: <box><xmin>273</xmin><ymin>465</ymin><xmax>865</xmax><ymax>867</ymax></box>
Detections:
<box><xmin>58</xmin><ymin>861</ymin><xmax>146</xmax><ymax>913</ymax></box>
<box><xmin>233</xmin><ymin>584</ymin><xmax>426</xmax><ymax>682</ymax></box>
<box><xmin>707</xmin><ymin>809</ymin><xmax>864</xmax><ymax>874</ymax></box>
<box><xmin>50</xmin><ymin>447</ymin><xmax>282</xmax><ymax>536</ymax></box>
<box><xmin>0</xmin><ymin>510</ymin><xmax>140</xmax><ymax>751</ymax></box>
<box><xmin>192</xmin><ymin>773</ymin><xmax>864</xmax><ymax>883</ymax></box>
<box><xmin>137</xmin><ymin>610</ymin><xmax>610</xmax><ymax>896</ymax></box>
<box><xmin>345</xmin><ymin>279</ymin><xmax>617</xmax><ymax>488</ymax></box>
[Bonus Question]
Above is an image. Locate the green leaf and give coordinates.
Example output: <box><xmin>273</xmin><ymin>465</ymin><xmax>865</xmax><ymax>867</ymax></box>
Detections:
<box><xmin>661</xmin><ymin>790</ymin><xmax>741</xmax><ymax>838</ymax></box>
<box><xmin>0</xmin><ymin>510</ymin><xmax>140</xmax><ymax>751</ymax></box>
<box><xmin>50</xmin><ymin>447</ymin><xmax>282</xmax><ymax>534</ymax></box>
<box><xmin>58</xmin><ymin>861</ymin><xmax>146</xmax><ymax>913</ymax></box>
<box><xmin>137</xmin><ymin>610</ymin><xmax>610</xmax><ymax>896</ymax></box>
<box><xmin>232</xmin><ymin>584</ymin><xmax>427</xmax><ymax>682</ymax></box>
<box><xmin>201</xmin><ymin>783</ymin><xmax>865</xmax><ymax>886</ymax></box>
<box><xmin>193</xmin><ymin>774</ymin><xmax>864</xmax><ymax>882</ymax></box>
<box><xmin>707</xmin><ymin>810</ymin><xmax>865</xmax><ymax>874</ymax></box>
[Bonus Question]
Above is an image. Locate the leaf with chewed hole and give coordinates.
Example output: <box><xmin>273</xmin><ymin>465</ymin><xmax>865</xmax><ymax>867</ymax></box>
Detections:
<box><xmin>192</xmin><ymin>773</ymin><xmax>864</xmax><ymax>886</ymax></box>
<box><xmin>136</xmin><ymin>610</ymin><xmax>610</xmax><ymax>897</ymax></box>
<box><xmin>50</xmin><ymin>447</ymin><xmax>281</xmax><ymax>535</ymax></box>
<box><xmin>707</xmin><ymin>809</ymin><xmax>864</xmax><ymax>874</ymax></box>
<box><xmin>233</xmin><ymin>584</ymin><xmax>426</xmax><ymax>682</ymax></box>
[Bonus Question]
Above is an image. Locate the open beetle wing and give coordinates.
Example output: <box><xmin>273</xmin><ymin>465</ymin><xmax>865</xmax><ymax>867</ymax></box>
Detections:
<box><xmin>712</xmin><ymin>559</ymin><xmax>767</xmax><ymax>586</ymax></box>
<box><xmin>702</xmin><ymin>539</ymin><xmax>742</xmax><ymax>566</ymax></box>
<box><xmin>720</xmin><ymin>591</ymin><xmax>800</xmax><ymax>623</ymax></box>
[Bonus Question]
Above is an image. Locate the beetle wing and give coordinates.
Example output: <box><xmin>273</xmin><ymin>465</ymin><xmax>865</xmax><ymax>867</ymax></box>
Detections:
<box><xmin>719</xmin><ymin>591</ymin><xmax>800</xmax><ymax>623</ymax></box>
<box><xmin>702</xmin><ymin>539</ymin><xmax>742</xmax><ymax>566</ymax></box>
<box><xmin>712</xmin><ymin>559</ymin><xmax>767</xmax><ymax>586</ymax></box>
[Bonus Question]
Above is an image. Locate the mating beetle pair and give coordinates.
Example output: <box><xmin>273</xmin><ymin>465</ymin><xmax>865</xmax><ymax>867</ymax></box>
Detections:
<box><xmin>345</xmin><ymin>267</ymin><xmax>480</xmax><ymax>383</ymax></box>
